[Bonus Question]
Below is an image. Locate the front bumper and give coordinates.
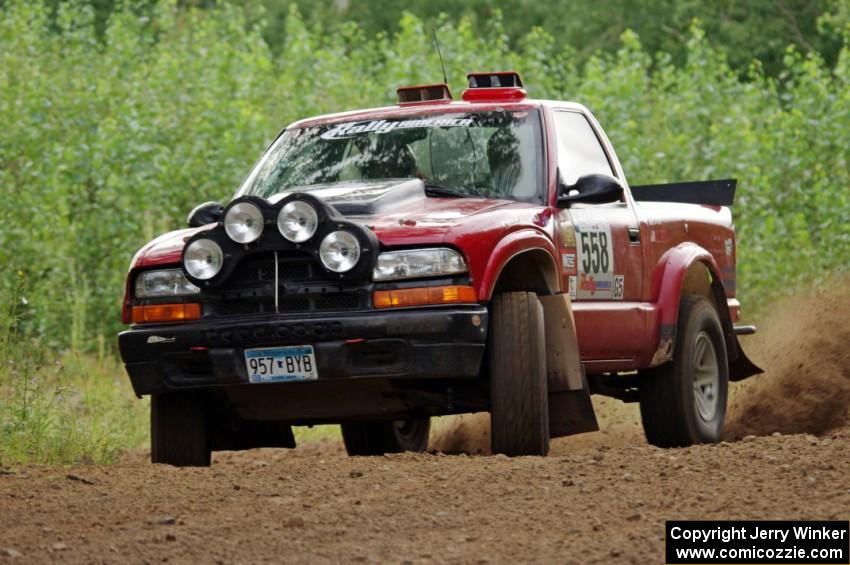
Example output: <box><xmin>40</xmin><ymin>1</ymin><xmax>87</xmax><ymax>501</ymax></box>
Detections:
<box><xmin>118</xmin><ymin>306</ymin><xmax>488</xmax><ymax>396</ymax></box>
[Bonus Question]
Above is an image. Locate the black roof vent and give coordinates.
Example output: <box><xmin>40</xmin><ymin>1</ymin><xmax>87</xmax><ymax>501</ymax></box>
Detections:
<box><xmin>467</xmin><ymin>72</ymin><xmax>523</xmax><ymax>89</ymax></box>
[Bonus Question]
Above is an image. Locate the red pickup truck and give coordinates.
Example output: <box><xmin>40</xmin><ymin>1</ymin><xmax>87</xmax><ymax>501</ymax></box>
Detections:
<box><xmin>118</xmin><ymin>72</ymin><xmax>761</xmax><ymax>466</ymax></box>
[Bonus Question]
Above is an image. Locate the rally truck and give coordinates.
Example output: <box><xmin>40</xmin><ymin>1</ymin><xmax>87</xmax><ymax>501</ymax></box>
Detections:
<box><xmin>118</xmin><ymin>72</ymin><xmax>761</xmax><ymax>466</ymax></box>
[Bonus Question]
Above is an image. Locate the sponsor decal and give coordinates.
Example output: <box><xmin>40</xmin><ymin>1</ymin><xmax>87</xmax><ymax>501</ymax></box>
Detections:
<box><xmin>561</xmin><ymin>224</ymin><xmax>577</xmax><ymax>247</ymax></box>
<box><xmin>613</xmin><ymin>275</ymin><xmax>624</xmax><ymax>300</ymax></box>
<box><xmin>320</xmin><ymin>118</ymin><xmax>474</xmax><ymax>140</ymax></box>
<box><xmin>578</xmin><ymin>273</ymin><xmax>612</xmax><ymax>296</ymax></box>
<box><xmin>574</xmin><ymin>221</ymin><xmax>616</xmax><ymax>300</ymax></box>
<box><xmin>724</xmin><ymin>237</ymin><xmax>734</xmax><ymax>256</ymax></box>
<box><xmin>147</xmin><ymin>335</ymin><xmax>175</xmax><ymax>344</ymax></box>
<box><xmin>568</xmin><ymin>276</ymin><xmax>577</xmax><ymax>300</ymax></box>
<box><xmin>562</xmin><ymin>253</ymin><xmax>576</xmax><ymax>274</ymax></box>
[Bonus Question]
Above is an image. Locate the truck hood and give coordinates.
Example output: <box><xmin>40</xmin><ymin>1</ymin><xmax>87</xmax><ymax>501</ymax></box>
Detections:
<box><xmin>270</xmin><ymin>179</ymin><xmax>514</xmax><ymax>243</ymax></box>
<box><xmin>134</xmin><ymin>180</ymin><xmax>524</xmax><ymax>268</ymax></box>
<box><xmin>361</xmin><ymin>197</ymin><xmax>516</xmax><ymax>245</ymax></box>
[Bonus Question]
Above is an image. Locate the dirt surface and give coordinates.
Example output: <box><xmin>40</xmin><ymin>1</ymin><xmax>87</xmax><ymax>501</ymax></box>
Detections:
<box><xmin>1</xmin><ymin>288</ymin><xmax>849</xmax><ymax>564</ymax></box>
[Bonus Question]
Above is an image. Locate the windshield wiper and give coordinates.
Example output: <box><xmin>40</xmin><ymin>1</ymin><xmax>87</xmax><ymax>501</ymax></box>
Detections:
<box><xmin>424</xmin><ymin>183</ymin><xmax>468</xmax><ymax>198</ymax></box>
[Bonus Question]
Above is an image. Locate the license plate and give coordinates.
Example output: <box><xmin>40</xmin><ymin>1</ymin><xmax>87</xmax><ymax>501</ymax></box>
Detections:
<box><xmin>244</xmin><ymin>345</ymin><xmax>318</xmax><ymax>383</ymax></box>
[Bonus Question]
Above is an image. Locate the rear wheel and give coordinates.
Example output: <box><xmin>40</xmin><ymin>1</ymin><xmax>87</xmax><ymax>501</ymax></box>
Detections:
<box><xmin>341</xmin><ymin>417</ymin><xmax>430</xmax><ymax>456</ymax></box>
<box><xmin>489</xmin><ymin>292</ymin><xmax>550</xmax><ymax>456</ymax></box>
<box><xmin>639</xmin><ymin>296</ymin><xmax>729</xmax><ymax>447</ymax></box>
<box><xmin>151</xmin><ymin>391</ymin><xmax>211</xmax><ymax>467</ymax></box>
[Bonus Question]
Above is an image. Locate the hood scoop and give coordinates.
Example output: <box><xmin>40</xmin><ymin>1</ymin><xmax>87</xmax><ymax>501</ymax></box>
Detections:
<box><xmin>280</xmin><ymin>179</ymin><xmax>426</xmax><ymax>217</ymax></box>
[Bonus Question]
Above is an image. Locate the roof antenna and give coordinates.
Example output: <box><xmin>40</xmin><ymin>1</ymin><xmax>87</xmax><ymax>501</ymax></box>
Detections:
<box><xmin>433</xmin><ymin>28</ymin><xmax>448</xmax><ymax>85</ymax></box>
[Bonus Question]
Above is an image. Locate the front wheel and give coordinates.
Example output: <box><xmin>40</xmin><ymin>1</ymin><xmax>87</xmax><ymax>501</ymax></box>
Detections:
<box><xmin>341</xmin><ymin>417</ymin><xmax>430</xmax><ymax>456</ymax></box>
<box><xmin>151</xmin><ymin>391</ymin><xmax>211</xmax><ymax>467</ymax></box>
<box><xmin>489</xmin><ymin>292</ymin><xmax>550</xmax><ymax>456</ymax></box>
<box><xmin>639</xmin><ymin>296</ymin><xmax>729</xmax><ymax>447</ymax></box>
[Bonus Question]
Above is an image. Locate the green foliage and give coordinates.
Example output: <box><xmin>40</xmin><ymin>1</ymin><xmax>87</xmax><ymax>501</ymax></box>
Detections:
<box><xmin>0</xmin><ymin>0</ymin><xmax>848</xmax><ymax>355</ymax></box>
<box><xmin>326</xmin><ymin>0</ymin><xmax>842</xmax><ymax>76</ymax></box>
<box><xmin>19</xmin><ymin>1</ymin><xmax>846</xmax><ymax>75</ymax></box>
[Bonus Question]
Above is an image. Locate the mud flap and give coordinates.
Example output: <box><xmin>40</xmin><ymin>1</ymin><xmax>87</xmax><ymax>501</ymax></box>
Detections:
<box><xmin>729</xmin><ymin>336</ymin><xmax>764</xmax><ymax>381</ymax></box>
<box><xmin>539</xmin><ymin>294</ymin><xmax>599</xmax><ymax>438</ymax></box>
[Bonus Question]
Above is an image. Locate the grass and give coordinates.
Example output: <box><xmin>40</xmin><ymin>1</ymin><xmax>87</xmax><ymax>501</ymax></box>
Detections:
<box><xmin>0</xmin><ymin>348</ymin><xmax>148</xmax><ymax>467</ymax></box>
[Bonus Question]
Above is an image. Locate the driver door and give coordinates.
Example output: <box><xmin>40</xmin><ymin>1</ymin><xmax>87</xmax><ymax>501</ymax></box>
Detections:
<box><xmin>550</xmin><ymin>109</ymin><xmax>644</xmax><ymax>368</ymax></box>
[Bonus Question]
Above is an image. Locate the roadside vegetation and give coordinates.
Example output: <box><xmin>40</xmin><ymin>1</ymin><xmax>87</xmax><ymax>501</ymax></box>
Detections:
<box><xmin>0</xmin><ymin>278</ymin><xmax>148</xmax><ymax>465</ymax></box>
<box><xmin>0</xmin><ymin>0</ymin><xmax>847</xmax><ymax>464</ymax></box>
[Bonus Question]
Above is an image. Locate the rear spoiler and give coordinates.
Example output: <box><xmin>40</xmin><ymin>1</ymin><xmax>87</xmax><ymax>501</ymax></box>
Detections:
<box><xmin>630</xmin><ymin>178</ymin><xmax>736</xmax><ymax>206</ymax></box>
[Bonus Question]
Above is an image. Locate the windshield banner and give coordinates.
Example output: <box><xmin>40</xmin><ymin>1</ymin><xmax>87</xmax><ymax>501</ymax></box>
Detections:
<box><xmin>320</xmin><ymin>118</ymin><xmax>474</xmax><ymax>140</ymax></box>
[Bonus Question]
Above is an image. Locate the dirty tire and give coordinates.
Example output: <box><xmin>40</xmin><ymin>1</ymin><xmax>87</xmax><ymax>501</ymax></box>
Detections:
<box><xmin>640</xmin><ymin>296</ymin><xmax>729</xmax><ymax>447</ymax></box>
<box><xmin>151</xmin><ymin>392</ymin><xmax>211</xmax><ymax>467</ymax></box>
<box><xmin>341</xmin><ymin>417</ymin><xmax>430</xmax><ymax>456</ymax></box>
<box><xmin>490</xmin><ymin>292</ymin><xmax>550</xmax><ymax>456</ymax></box>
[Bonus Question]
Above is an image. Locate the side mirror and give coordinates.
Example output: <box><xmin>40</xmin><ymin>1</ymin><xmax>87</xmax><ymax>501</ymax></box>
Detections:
<box><xmin>187</xmin><ymin>201</ymin><xmax>224</xmax><ymax>227</ymax></box>
<box><xmin>557</xmin><ymin>173</ymin><xmax>624</xmax><ymax>208</ymax></box>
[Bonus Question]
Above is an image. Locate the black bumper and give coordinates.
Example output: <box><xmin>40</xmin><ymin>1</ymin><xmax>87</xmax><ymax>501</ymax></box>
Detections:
<box><xmin>118</xmin><ymin>307</ymin><xmax>488</xmax><ymax>396</ymax></box>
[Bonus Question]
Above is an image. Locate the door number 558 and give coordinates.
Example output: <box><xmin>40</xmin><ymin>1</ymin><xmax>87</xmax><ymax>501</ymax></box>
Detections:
<box><xmin>580</xmin><ymin>231</ymin><xmax>610</xmax><ymax>274</ymax></box>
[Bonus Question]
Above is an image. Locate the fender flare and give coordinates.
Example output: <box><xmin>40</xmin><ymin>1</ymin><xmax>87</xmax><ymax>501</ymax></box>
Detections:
<box><xmin>649</xmin><ymin>242</ymin><xmax>737</xmax><ymax>367</ymax></box>
<box><xmin>478</xmin><ymin>230</ymin><xmax>560</xmax><ymax>301</ymax></box>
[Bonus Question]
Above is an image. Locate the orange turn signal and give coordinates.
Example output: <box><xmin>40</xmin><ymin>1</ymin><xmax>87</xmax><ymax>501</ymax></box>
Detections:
<box><xmin>373</xmin><ymin>285</ymin><xmax>477</xmax><ymax>309</ymax></box>
<box><xmin>131</xmin><ymin>303</ymin><xmax>201</xmax><ymax>324</ymax></box>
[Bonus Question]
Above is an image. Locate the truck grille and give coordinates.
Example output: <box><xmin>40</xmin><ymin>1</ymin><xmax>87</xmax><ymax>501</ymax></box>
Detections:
<box><xmin>206</xmin><ymin>252</ymin><xmax>368</xmax><ymax>318</ymax></box>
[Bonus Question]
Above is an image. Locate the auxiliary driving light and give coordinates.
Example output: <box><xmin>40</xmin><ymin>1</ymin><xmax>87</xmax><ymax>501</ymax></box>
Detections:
<box><xmin>184</xmin><ymin>239</ymin><xmax>224</xmax><ymax>280</ymax></box>
<box><xmin>224</xmin><ymin>202</ymin><xmax>264</xmax><ymax>244</ymax></box>
<box><xmin>278</xmin><ymin>201</ymin><xmax>318</xmax><ymax>242</ymax></box>
<box><xmin>319</xmin><ymin>230</ymin><xmax>360</xmax><ymax>273</ymax></box>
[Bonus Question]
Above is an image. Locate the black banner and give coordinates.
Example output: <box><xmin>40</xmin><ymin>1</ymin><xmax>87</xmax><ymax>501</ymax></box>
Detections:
<box><xmin>666</xmin><ymin>521</ymin><xmax>849</xmax><ymax>564</ymax></box>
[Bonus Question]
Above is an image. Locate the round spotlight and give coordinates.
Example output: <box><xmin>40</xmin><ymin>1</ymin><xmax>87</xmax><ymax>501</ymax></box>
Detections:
<box><xmin>319</xmin><ymin>231</ymin><xmax>361</xmax><ymax>273</ymax></box>
<box><xmin>278</xmin><ymin>201</ymin><xmax>318</xmax><ymax>243</ymax></box>
<box><xmin>184</xmin><ymin>239</ymin><xmax>224</xmax><ymax>280</ymax></box>
<box><xmin>224</xmin><ymin>202</ymin><xmax>264</xmax><ymax>244</ymax></box>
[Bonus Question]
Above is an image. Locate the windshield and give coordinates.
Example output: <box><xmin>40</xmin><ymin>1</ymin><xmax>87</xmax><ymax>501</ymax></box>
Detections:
<box><xmin>236</xmin><ymin>110</ymin><xmax>544</xmax><ymax>202</ymax></box>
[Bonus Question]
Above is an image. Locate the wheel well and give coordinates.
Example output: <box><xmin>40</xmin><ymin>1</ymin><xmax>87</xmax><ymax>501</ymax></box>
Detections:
<box><xmin>491</xmin><ymin>250</ymin><xmax>559</xmax><ymax>296</ymax></box>
<box><xmin>680</xmin><ymin>261</ymin><xmax>739</xmax><ymax>362</ymax></box>
<box><xmin>681</xmin><ymin>262</ymin><xmax>712</xmax><ymax>299</ymax></box>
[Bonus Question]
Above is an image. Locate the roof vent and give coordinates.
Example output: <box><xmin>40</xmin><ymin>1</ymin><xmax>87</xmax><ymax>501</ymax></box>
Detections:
<box><xmin>462</xmin><ymin>71</ymin><xmax>527</xmax><ymax>102</ymax></box>
<box><xmin>467</xmin><ymin>72</ymin><xmax>523</xmax><ymax>88</ymax></box>
<box><xmin>397</xmin><ymin>83</ymin><xmax>453</xmax><ymax>105</ymax></box>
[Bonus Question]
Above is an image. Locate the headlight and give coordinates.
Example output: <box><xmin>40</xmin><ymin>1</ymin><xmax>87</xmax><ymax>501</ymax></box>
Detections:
<box><xmin>224</xmin><ymin>202</ymin><xmax>264</xmax><ymax>244</ymax></box>
<box><xmin>373</xmin><ymin>248</ymin><xmax>467</xmax><ymax>281</ymax></box>
<box><xmin>184</xmin><ymin>239</ymin><xmax>224</xmax><ymax>280</ymax></box>
<box><xmin>278</xmin><ymin>201</ymin><xmax>318</xmax><ymax>242</ymax></box>
<box><xmin>319</xmin><ymin>230</ymin><xmax>360</xmax><ymax>273</ymax></box>
<box><xmin>135</xmin><ymin>269</ymin><xmax>200</xmax><ymax>298</ymax></box>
